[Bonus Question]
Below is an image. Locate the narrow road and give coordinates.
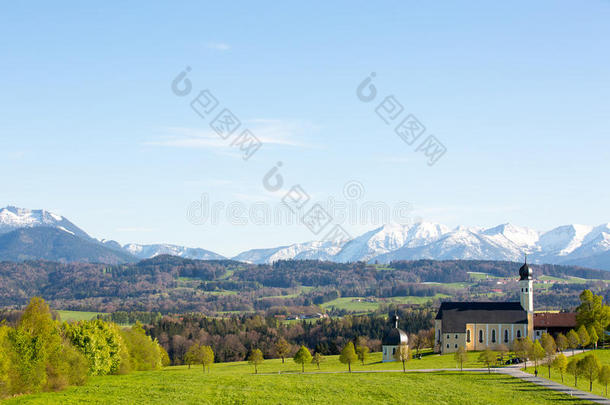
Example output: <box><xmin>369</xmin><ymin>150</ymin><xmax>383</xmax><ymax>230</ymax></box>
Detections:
<box><xmin>497</xmin><ymin>367</ymin><xmax>610</xmax><ymax>405</ymax></box>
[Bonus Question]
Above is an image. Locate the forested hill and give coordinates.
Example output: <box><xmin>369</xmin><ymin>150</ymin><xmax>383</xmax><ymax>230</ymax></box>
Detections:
<box><xmin>0</xmin><ymin>256</ymin><xmax>608</xmax><ymax>313</ymax></box>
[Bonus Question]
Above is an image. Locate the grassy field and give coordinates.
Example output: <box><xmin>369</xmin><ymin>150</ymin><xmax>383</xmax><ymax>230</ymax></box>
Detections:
<box><xmin>524</xmin><ymin>349</ymin><xmax>610</xmax><ymax>397</ymax></box>
<box><xmin>7</xmin><ymin>352</ymin><xmax>594</xmax><ymax>404</ymax></box>
<box><xmin>56</xmin><ymin>310</ymin><xmax>104</xmax><ymax>322</ymax></box>
<box><xmin>321</xmin><ymin>295</ymin><xmax>449</xmax><ymax>312</ymax></box>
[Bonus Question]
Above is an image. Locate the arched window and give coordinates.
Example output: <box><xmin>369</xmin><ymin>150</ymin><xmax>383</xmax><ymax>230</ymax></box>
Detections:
<box><xmin>504</xmin><ymin>329</ymin><xmax>509</xmax><ymax>343</ymax></box>
<box><xmin>491</xmin><ymin>329</ymin><xmax>496</xmax><ymax>343</ymax></box>
<box><xmin>437</xmin><ymin>330</ymin><xmax>440</xmax><ymax>343</ymax></box>
<box><xmin>392</xmin><ymin>347</ymin><xmax>396</xmax><ymax>355</ymax></box>
<box><xmin>479</xmin><ymin>330</ymin><xmax>483</xmax><ymax>343</ymax></box>
<box><xmin>467</xmin><ymin>330</ymin><xmax>471</xmax><ymax>343</ymax></box>
<box><xmin>517</xmin><ymin>330</ymin><xmax>521</xmax><ymax>338</ymax></box>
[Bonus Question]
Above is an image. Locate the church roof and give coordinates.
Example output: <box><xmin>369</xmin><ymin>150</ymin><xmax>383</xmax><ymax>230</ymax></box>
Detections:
<box><xmin>436</xmin><ymin>301</ymin><xmax>527</xmax><ymax>333</ymax></box>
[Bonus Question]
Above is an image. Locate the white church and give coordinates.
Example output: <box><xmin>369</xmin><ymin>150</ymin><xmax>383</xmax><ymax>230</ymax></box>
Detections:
<box><xmin>381</xmin><ymin>260</ymin><xmax>576</xmax><ymax>359</ymax></box>
<box><xmin>433</xmin><ymin>260</ymin><xmax>534</xmax><ymax>354</ymax></box>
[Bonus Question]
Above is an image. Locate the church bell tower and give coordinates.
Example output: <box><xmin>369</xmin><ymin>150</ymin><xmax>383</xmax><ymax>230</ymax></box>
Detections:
<box><xmin>519</xmin><ymin>256</ymin><xmax>534</xmax><ymax>337</ymax></box>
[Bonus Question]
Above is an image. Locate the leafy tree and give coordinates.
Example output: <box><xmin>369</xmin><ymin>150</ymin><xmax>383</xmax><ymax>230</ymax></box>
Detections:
<box><xmin>410</xmin><ymin>332</ymin><xmax>425</xmax><ymax>357</ymax></box>
<box><xmin>588</xmin><ymin>326</ymin><xmax>598</xmax><ymax>349</ymax></box>
<box><xmin>248</xmin><ymin>349</ymin><xmax>264</xmax><ymax>374</ymax></box>
<box><xmin>566</xmin><ymin>330</ymin><xmax>580</xmax><ymax>356</ymax></box>
<box><xmin>119</xmin><ymin>323</ymin><xmax>162</xmax><ymax>371</ymax></box>
<box><xmin>578</xmin><ymin>354</ymin><xmax>601</xmax><ymax>392</ymax></box>
<box><xmin>576</xmin><ymin>290</ymin><xmax>610</xmax><ymax>344</ymax></box>
<box><xmin>9</xmin><ymin>297</ymin><xmax>64</xmax><ymax>393</ymax></box>
<box><xmin>454</xmin><ymin>346</ymin><xmax>467</xmax><ymax>371</ymax></box>
<box><xmin>478</xmin><ymin>349</ymin><xmax>496</xmax><ymax>374</ymax></box>
<box><xmin>567</xmin><ymin>357</ymin><xmax>581</xmax><ymax>387</ymax></box>
<box><xmin>293</xmin><ymin>346</ymin><xmax>312</xmax><ymax>373</ymax></box>
<box><xmin>201</xmin><ymin>345</ymin><xmax>214</xmax><ymax>373</ymax></box>
<box><xmin>63</xmin><ymin>320</ymin><xmax>126</xmax><ymax>376</ymax></box>
<box><xmin>185</xmin><ymin>344</ymin><xmax>200</xmax><ymax>369</ymax></box>
<box><xmin>159</xmin><ymin>346</ymin><xmax>171</xmax><ymax>367</ymax></box>
<box><xmin>513</xmin><ymin>337</ymin><xmax>533</xmax><ymax>369</ymax></box>
<box><xmin>311</xmin><ymin>352</ymin><xmax>325</xmax><ymax>370</ymax></box>
<box><xmin>356</xmin><ymin>345</ymin><xmax>369</xmax><ymax>365</ymax></box>
<box><xmin>339</xmin><ymin>342</ymin><xmax>358</xmax><ymax>373</ymax></box>
<box><xmin>7</xmin><ymin>323</ymin><xmax>47</xmax><ymax>393</ymax></box>
<box><xmin>394</xmin><ymin>343</ymin><xmax>410</xmax><ymax>372</ymax></box>
<box><xmin>599</xmin><ymin>365</ymin><xmax>610</xmax><ymax>396</ymax></box>
<box><xmin>540</xmin><ymin>333</ymin><xmax>556</xmax><ymax>378</ymax></box>
<box><xmin>555</xmin><ymin>333</ymin><xmax>568</xmax><ymax>353</ymax></box>
<box><xmin>529</xmin><ymin>340</ymin><xmax>546</xmax><ymax>374</ymax></box>
<box><xmin>45</xmin><ymin>342</ymin><xmax>88</xmax><ymax>390</ymax></box>
<box><xmin>275</xmin><ymin>338</ymin><xmax>290</xmax><ymax>364</ymax></box>
<box><xmin>552</xmin><ymin>353</ymin><xmax>568</xmax><ymax>383</ymax></box>
<box><xmin>0</xmin><ymin>325</ymin><xmax>13</xmax><ymax>397</ymax></box>
<box><xmin>577</xmin><ymin>325</ymin><xmax>590</xmax><ymax>349</ymax></box>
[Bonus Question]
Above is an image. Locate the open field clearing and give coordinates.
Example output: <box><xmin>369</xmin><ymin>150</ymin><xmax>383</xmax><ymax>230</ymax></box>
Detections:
<box><xmin>321</xmin><ymin>294</ymin><xmax>450</xmax><ymax>312</ymax></box>
<box><xmin>56</xmin><ymin>310</ymin><xmax>104</xmax><ymax>322</ymax></box>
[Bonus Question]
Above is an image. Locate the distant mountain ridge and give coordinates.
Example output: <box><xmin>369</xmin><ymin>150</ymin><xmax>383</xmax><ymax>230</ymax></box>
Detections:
<box><xmin>0</xmin><ymin>227</ymin><xmax>137</xmax><ymax>264</ymax></box>
<box><xmin>123</xmin><ymin>243</ymin><xmax>225</xmax><ymax>261</ymax></box>
<box><xmin>233</xmin><ymin>222</ymin><xmax>610</xmax><ymax>270</ymax></box>
<box><xmin>0</xmin><ymin>206</ymin><xmax>91</xmax><ymax>240</ymax></box>
<box><xmin>0</xmin><ymin>206</ymin><xmax>609</xmax><ymax>270</ymax></box>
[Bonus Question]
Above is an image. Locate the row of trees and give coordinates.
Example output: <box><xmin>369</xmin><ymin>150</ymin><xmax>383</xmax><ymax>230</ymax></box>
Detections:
<box><xmin>556</xmin><ymin>354</ymin><xmax>610</xmax><ymax>393</ymax></box>
<box><xmin>245</xmin><ymin>341</ymin><xmax>372</xmax><ymax>374</ymax></box>
<box><xmin>0</xmin><ymin>298</ymin><xmax>168</xmax><ymax>399</ymax></box>
<box><xmin>146</xmin><ymin>309</ymin><xmax>435</xmax><ymax>364</ymax></box>
<box><xmin>451</xmin><ymin>331</ymin><xmax>609</xmax><ymax>393</ymax></box>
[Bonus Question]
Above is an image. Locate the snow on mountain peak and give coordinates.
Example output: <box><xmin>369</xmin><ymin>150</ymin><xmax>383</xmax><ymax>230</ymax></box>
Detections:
<box><xmin>538</xmin><ymin>224</ymin><xmax>595</xmax><ymax>256</ymax></box>
<box><xmin>0</xmin><ymin>206</ymin><xmax>91</xmax><ymax>240</ymax></box>
<box><xmin>482</xmin><ymin>223</ymin><xmax>540</xmax><ymax>249</ymax></box>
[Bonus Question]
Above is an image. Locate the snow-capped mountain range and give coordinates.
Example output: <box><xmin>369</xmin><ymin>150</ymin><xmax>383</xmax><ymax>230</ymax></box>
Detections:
<box><xmin>225</xmin><ymin>222</ymin><xmax>610</xmax><ymax>270</ymax></box>
<box><xmin>1</xmin><ymin>206</ymin><xmax>609</xmax><ymax>270</ymax></box>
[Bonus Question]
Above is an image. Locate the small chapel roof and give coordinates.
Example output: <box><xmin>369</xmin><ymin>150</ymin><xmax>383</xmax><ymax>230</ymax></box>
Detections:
<box><xmin>382</xmin><ymin>315</ymin><xmax>409</xmax><ymax>346</ymax></box>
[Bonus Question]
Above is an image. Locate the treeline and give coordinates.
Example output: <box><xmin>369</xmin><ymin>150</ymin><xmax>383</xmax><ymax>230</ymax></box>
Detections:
<box><xmin>146</xmin><ymin>306</ymin><xmax>436</xmax><ymax>364</ymax></box>
<box><xmin>0</xmin><ymin>298</ymin><xmax>168</xmax><ymax>399</ymax></box>
<box><xmin>389</xmin><ymin>260</ymin><xmax>610</xmax><ymax>282</ymax></box>
<box><xmin>97</xmin><ymin>311</ymin><xmax>162</xmax><ymax>325</ymax></box>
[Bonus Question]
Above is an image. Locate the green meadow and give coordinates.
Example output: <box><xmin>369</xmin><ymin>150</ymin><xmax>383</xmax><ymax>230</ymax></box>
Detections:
<box><xmin>525</xmin><ymin>349</ymin><xmax>610</xmax><ymax>397</ymax></box>
<box><xmin>7</xmin><ymin>352</ymin><xmax>594</xmax><ymax>404</ymax></box>
<box><xmin>321</xmin><ymin>294</ymin><xmax>450</xmax><ymax>312</ymax></box>
<box><xmin>55</xmin><ymin>310</ymin><xmax>104</xmax><ymax>322</ymax></box>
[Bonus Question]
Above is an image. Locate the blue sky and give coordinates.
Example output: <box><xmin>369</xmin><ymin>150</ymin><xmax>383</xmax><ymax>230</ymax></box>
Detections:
<box><xmin>1</xmin><ymin>1</ymin><xmax>609</xmax><ymax>256</ymax></box>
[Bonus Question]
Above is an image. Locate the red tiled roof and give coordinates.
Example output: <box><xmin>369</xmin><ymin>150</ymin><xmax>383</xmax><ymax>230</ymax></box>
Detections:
<box><xmin>534</xmin><ymin>312</ymin><xmax>577</xmax><ymax>328</ymax></box>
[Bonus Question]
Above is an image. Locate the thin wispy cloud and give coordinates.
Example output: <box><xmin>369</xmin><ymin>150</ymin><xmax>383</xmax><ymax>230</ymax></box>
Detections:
<box><xmin>146</xmin><ymin>120</ymin><xmax>312</xmax><ymax>151</ymax></box>
<box><xmin>206</xmin><ymin>42</ymin><xmax>230</xmax><ymax>51</ymax></box>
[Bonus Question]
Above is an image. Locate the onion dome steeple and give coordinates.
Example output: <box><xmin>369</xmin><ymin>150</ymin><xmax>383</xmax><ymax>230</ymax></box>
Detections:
<box><xmin>519</xmin><ymin>255</ymin><xmax>533</xmax><ymax>280</ymax></box>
